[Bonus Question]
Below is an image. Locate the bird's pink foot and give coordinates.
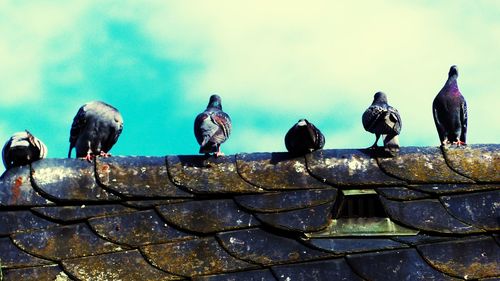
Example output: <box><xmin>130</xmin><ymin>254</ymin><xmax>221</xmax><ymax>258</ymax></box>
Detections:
<box><xmin>100</xmin><ymin>151</ymin><xmax>111</xmax><ymax>157</ymax></box>
<box><xmin>215</xmin><ymin>151</ymin><xmax>225</xmax><ymax>157</ymax></box>
<box><xmin>452</xmin><ymin>140</ymin><xmax>466</xmax><ymax>146</ymax></box>
<box><xmin>81</xmin><ymin>153</ymin><xmax>94</xmax><ymax>163</ymax></box>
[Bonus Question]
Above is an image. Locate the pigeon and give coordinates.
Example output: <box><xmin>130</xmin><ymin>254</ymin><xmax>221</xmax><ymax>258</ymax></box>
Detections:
<box><xmin>194</xmin><ymin>94</ymin><xmax>232</xmax><ymax>156</ymax></box>
<box><xmin>362</xmin><ymin>92</ymin><xmax>402</xmax><ymax>150</ymax></box>
<box><xmin>284</xmin><ymin>119</ymin><xmax>325</xmax><ymax>155</ymax></box>
<box><xmin>432</xmin><ymin>65</ymin><xmax>467</xmax><ymax>146</ymax></box>
<box><xmin>68</xmin><ymin>101</ymin><xmax>123</xmax><ymax>161</ymax></box>
<box><xmin>2</xmin><ymin>130</ymin><xmax>48</xmax><ymax>169</ymax></box>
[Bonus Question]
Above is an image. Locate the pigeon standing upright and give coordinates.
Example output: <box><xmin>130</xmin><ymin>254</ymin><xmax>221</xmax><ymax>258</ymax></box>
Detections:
<box><xmin>2</xmin><ymin>130</ymin><xmax>48</xmax><ymax>169</ymax></box>
<box><xmin>284</xmin><ymin>119</ymin><xmax>325</xmax><ymax>155</ymax></box>
<box><xmin>432</xmin><ymin>65</ymin><xmax>467</xmax><ymax>146</ymax></box>
<box><xmin>194</xmin><ymin>94</ymin><xmax>232</xmax><ymax>157</ymax></box>
<box><xmin>362</xmin><ymin>92</ymin><xmax>402</xmax><ymax>150</ymax></box>
<box><xmin>68</xmin><ymin>101</ymin><xmax>123</xmax><ymax>161</ymax></box>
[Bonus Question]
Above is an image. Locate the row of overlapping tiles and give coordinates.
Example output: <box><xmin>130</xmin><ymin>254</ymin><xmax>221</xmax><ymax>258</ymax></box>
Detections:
<box><xmin>0</xmin><ymin>145</ymin><xmax>499</xmax><ymax>280</ymax></box>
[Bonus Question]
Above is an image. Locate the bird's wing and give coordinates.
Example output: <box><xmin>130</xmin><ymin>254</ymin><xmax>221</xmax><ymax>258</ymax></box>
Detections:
<box><xmin>209</xmin><ymin>111</ymin><xmax>232</xmax><ymax>144</ymax></box>
<box><xmin>432</xmin><ymin>98</ymin><xmax>445</xmax><ymax>142</ymax></box>
<box><xmin>388</xmin><ymin>106</ymin><xmax>402</xmax><ymax>134</ymax></box>
<box><xmin>362</xmin><ymin>105</ymin><xmax>386</xmax><ymax>132</ymax></box>
<box><xmin>460</xmin><ymin>97</ymin><xmax>468</xmax><ymax>143</ymax></box>
<box><xmin>68</xmin><ymin>105</ymin><xmax>88</xmax><ymax>157</ymax></box>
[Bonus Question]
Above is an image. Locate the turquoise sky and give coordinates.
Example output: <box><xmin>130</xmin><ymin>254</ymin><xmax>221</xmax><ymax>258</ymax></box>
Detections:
<box><xmin>0</xmin><ymin>1</ymin><xmax>499</xmax><ymax>173</ymax></box>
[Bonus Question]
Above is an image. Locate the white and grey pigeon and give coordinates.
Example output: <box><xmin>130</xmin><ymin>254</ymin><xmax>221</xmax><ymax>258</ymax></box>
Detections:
<box><xmin>2</xmin><ymin>130</ymin><xmax>48</xmax><ymax>169</ymax></box>
<box><xmin>68</xmin><ymin>101</ymin><xmax>123</xmax><ymax>161</ymax></box>
<box><xmin>194</xmin><ymin>94</ymin><xmax>232</xmax><ymax>157</ymax></box>
<box><xmin>432</xmin><ymin>65</ymin><xmax>467</xmax><ymax>146</ymax></box>
<box><xmin>362</xmin><ymin>92</ymin><xmax>402</xmax><ymax>150</ymax></box>
<box><xmin>284</xmin><ymin>119</ymin><xmax>325</xmax><ymax>155</ymax></box>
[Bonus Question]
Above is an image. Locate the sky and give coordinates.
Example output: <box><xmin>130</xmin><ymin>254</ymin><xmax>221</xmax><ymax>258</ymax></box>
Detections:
<box><xmin>0</xmin><ymin>1</ymin><xmax>499</xmax><ymax>173</ymax></box>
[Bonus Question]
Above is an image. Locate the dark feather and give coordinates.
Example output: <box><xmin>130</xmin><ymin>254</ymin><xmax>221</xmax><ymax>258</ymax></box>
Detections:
<box><xmin>432</xmin><ymin>65</ymin><xmax>467</xmax><ymax>145</ymax></box>
<box><xmin>362</xmin><ymin>92</ymin><xmax>402</xmax><ymax>148</ymax></box>
<box><xmin>285</xmin><ymin>119</ymin><xmax>325</xmax><ymax>155</ymax></box>
<box><xmin>194</xmin><ymin>95</ymin><xmax>232</xmax><ymax>154</ymax></box>
<box><xmin>2</xmin><ymin>130</ymin><xmax>47</xmax><ymax>169</ymax></box>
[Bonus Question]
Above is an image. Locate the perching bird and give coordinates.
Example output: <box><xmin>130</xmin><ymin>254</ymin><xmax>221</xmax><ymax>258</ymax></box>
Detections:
<box><xmin>194</xmin><ymin>94</ymin><xmax>232</xmax><ymax>156</ymax></box>
<box><xmin>68</xmin><ymin>101</ymin><xmax>123</xmax><ymax>161</ymax></box>
<box><xmin>2</xmin><ymin>130</ymin><xmax>48</xmax><ymax>169</ymax></box>
<box><xmin>362</xmin><ymin>92</ymin><xmax>402</xmax><ymax>149</ymax></box>
<box><xmin>284</xmin><ymin>119</ymin><xmax>325</xmax><ymax>155</ymax></box>
<box><xmin>432</xmin><ymin>65</ymin><xmax>467</xmax><ymax>146</ymax></box>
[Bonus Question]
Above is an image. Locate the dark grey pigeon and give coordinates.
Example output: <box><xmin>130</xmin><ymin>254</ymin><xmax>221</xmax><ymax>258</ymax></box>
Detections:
<box><xmin>284</xmin><ymin>119</ymin><xmax>325</xmax><ymax>155</ymax></box>
<box><xmin>2</xmin><ymin>130</ymin><xmax>48</xmax><ymax>169</ymax></box>
<box><xmin>362</xmin><ymin>92</ymin><xmax>402</xmax><ymax>149</ymax></box>
<box><xmin>68</xmin><ymin>101</ymin><xmax>123</xmax><ymax>161</ymax></box>
<box><xmin>432</xmin><ymin>65</ymin><xmax>467</xmax><ymax>146</ymax></box>
<box><xmin>194</xmin><ymin>94</ymin><xmax>232</xmax><ymax>157</ymax></box>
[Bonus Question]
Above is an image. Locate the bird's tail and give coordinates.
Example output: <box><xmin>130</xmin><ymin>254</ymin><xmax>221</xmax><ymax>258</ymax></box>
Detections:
<box><xmin>68</xmin><ymin>147</ymin><xmax>73</xmax><ymax>158</ymax></box>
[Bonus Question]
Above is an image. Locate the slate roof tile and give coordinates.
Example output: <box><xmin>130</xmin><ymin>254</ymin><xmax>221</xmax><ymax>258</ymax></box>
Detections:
<box><xmin>217</xmin><ymin>228</ymin><xmax>335</xmax><ymax>265</ymax></box>
<box><xmin>141</xmin><ymin>237</ymin><xmax>259</xmax><ymax>277</ymax></box>
<box><xmin>234</xmin><ymin>189</ymin><xmax>337</xmax><ymax>212</ymax></box>
<box><xmin>31</xmin><ymin>204</ymin><xmax>135</xmax><ymax>222</ymax></box>
<box><xmin>167</xmin><ymin>155</ymin><xmax>263</xmax><ymax>193</ymax></box>
<box><xmin>441</xmin><ymin>190</ymin><xmax>500</xmax><ymax>231</ymax></box>
<box><xmin>156</xmin><ymin>199</ymin><xmax>259</xmax><ymax>234</ymax></box>
<box><xmin>0</xmin><ymin>165</ymin><xmax>54</xmax><ymax>206</ymax></box>
<box><xmin>0</xmin><ymin>145</ymin><xmax>498</xmax><ymax>279</ymax></box>
<box><xmin>417</xmin><ymin>236</ymin><xmax>500</xmax><ymax>279</ymax></box>
<box><xmin>254</xmin><ymin>202</ymin><xmax>334</xmax><ymax>232</ymax></box>
<box><xmin>305</xmin><ymin>148</ymin><xmax>405</xmax><ymax>186</ymax></box>
<box><xmin>442</xmin><ymin>144</ymin><xmax>500</xmax><ymax>182</ymax></box>
<box><xmin>0</xmin><ymin>210</ymin><xmax>58</xmax><ymax>236</ymax></box>
<box><xmin>236</xmin><ymin>152</ymin><xmax>329</xmax><ymax>190</ymax></box>
<box><xmin>0</xmin><ymin>237</ymin><xmax>53</xmax><ymax>269</ymax></box>
<box><xmin>62</xmin><ymin>249</ymin><xmax>184</xmax><ymax>281</ymax></box>
<box><xmin>12</xmin><ymin>223</ymin><xmax>127</xmax><ymax>260</ymax></box>
<box><xmin>96</xmin><ymin>156</ymin><xmax>193</xmax><ymax>198</ymax></box>
<box><xmin>88</xmin><ymin>209</ymin><xmax>194</xmax><ymax>247</ymax></box>
<box><xmin>347</xmin><ymin>248</ymin><xmax>460</xmax><ymax>280</ymax></box>
<box><xmin>377</xmin><ymin>146</ymin><xmax>474</xmax><ymax>184</ymax></box>
<box><xmin>271</xmin><ymin>259</ymin><xmax>363</xmax><ymax>281</ymax></box>
<box><xmin>192</xmin><ymin>269</ymin><xmax>277</xmax><ymax>281</ymax></box>
<box><xmin>31</xmin><ymin>158</ymin><xmax>121</xmax><ymax>202</ymax></box>
<box><xmin>2</xmin><ymin>264</ymin><xmax>68</xmax><ymax>281</ymax></box>
<box><xmin>381</xmin><ymin>196</ymin><xmax>483</xmax><ymax>234</ymax></box>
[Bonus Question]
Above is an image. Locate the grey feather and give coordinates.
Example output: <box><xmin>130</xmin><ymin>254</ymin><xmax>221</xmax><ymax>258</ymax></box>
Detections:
<box><xmin>68</xmin><ymin>101</ymin><xmax>123</xmax><ymax>159</ymax></box>
<box><xmin>362</xmin><ymin>92</ymin><xmax>402</xmax><ymax>149</ymax></box>
<box><xmin>2</xmin><ymin>130</ymin><xmax>47</xmax><ymax>169</ymax></box>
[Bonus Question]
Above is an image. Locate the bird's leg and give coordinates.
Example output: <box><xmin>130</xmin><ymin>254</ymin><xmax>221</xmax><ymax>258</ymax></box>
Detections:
<box><xmin>100</xmin><ymin>151</ymin><xmax>111</xmax><ymax>157</ymax></box>
<box><xmin>452</xmin><ymin>139</ymin><xmax>466</xmax><ymax>146</ymax></box>
<box><xmin>369</xmin><ymin>134</ymin><xmax>381</xmax><ymax>149</ymax></box>
<box><xmin>441</xmin><ymin>137</ymin><xmax>450</xmax><ymax>146</ymax></box>
<box><xmin>214</xmin><ymin>145</ymin><xmax>225</xmax><ymax>157</ymax></box>
<box><xmin>83</xmin><ymin>153</ymin><xmax>94</xmax><ymax>163</ymax></box>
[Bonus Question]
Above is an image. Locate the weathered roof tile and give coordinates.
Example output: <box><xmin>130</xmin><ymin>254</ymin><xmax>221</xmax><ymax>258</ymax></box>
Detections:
<box><xmin>0</xmin><ymin>237</ymin><xmax>53</xmax><ymax>269</ymax></box>
<box><xmin>12</xmin><ymin>223</ymin><xmax>126</xmax><ymax>260</ymax></box>
<box><xmin>142</xmin><ymin>237</ymin><xmax>258</xmax><ymax>277</ymax></box>
<box><xmin>306</xmin><ymin>149</ymin><xmax>404</xmax><ymax>186</ymax></box>
<box><xmin>89</xmin><ymin>209</ymin><xmax>194</xmax><ymax>247</ymax></box>
<box><xmin>122</xmin><ymin>199</ymin><xmax>189</xmax><ymax>209</ymax></box>
<box><xmin>376</xmin><ymin>186</ymin><xmax>430</xmax><ymax>200</ymax></box>
<box><xmin>0</xmin><ymin>211</ymin><xmax>58</xmax><ymax>236</ymax></box>
<box><xmin>167</xmin><ymin>155</ymin><xmax>262</xmax><ymax>193</ymax></box>
<box><xmin>0</xmin><ymin>166</ymin><xmax>54</xmax><ymax>206</ymax></box>
<box><xmin>305</xmin><ymin>238</ymin><xmax>407</xmax><ymax>254</ymax></box>
<box><xmin>156</xmin><ymin>199</ymin><xmax>259</xmax><ymax>234</ymax></box>
<box><xmin>217</xmin><ymin>228</ymin><xmax>334</xmax><ymax>265</ymax></box>
<box><xmin>62</xmin><ymin>249</ymin><xmax>183</xmax><ymax>281</ymax></box>
<box><xmin>192</xmin><ymin>269</ymin><xmax>276</xmax><ymax>281</ymax></box>
<box><xmin>31</xmin><ymin>204</ymin><xmax>135</xmax><ymax>222</ymax></box>
<box><xmin>31</xmin><ymin>158</ymin><xmax>121</xmax><ymax>202</ymax></box>
<box><xmin>442</xmin><ymin>144</ymin><xmax>500</xmax><ymax>182</ymax></box>
<box><xmin>2</xmin><ymin>265</ymin><xmax>68</xmax><ymax>281</ymax></box>
<box><xmin>441</xmin><ymin>190</ymin><xmax>500</xmax><ymax>231</ymax></box>
<box><xmin>347</xmin><ymin>248</ymin><xmax>460</xmax><ymax>280</ymax></box>
<box><xmin>236</xmin><ymin>152</ymin><xmax>329</xmax><ymax>190</ymax></box>
<box><xmin>381</xmin><ymin>196</ymin><xmax>483</xmax><ymax>234</ymax></box>
<box><xmin>255</xmin><ymin>202</ymin><xmax>334</xmax><ymax>232</ymax></box>
<box><xmin>377</xmin><ymin>146</ymin><xmax>473</xmax><ymax>184</ymax></box>
<box><xmin>96</xmin><ymin>156</ymin><xmax>193</xmax><ymax>198</ymax></box>
<box><xmin>235</xmin><ymin>189</ymin><xmax>337</xmax><ymax>212</ymax></box>
<box><xmin>409</xmin><ymin>183</ymin><xmax>499</xmax><ymax>194</ymax></box>
<box><xmin>271</xmin><ymin>259</ymin><xmax>363</xmax><ymax>281</ymax></box>
<box><xmin>417</xmin><ymin>236</ymin><xmax>500</xmax><ymax>279</ymax></box>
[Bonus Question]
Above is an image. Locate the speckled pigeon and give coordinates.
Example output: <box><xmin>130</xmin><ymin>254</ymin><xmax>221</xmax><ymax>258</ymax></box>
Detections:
<box><xmin>2</xmin><ymin>130</ymin><xmax>48</xmax><ymax>169</ymax></box>
<box><xmin>194</xmin><ymin>94</ymin><xmax>232</xmax><ymax>156</ymax></box>
<box><xmin>284</xmin><ymin>119</ymin><xmax>325</xmax><ymax>155</ymax></box>
<box><xmin>362</xmin><ymin>92</ymin><xmax>402</xmax><ymax>149</ymax></box>
<box><xmin>432</xmin><ymin>65</ymin><xmax>467</xmax><ymax>146</ymax></box>
<box><xmin>68</xmin><ymin>101</ymin><xmax>123</xmax><ymax>161</ymax></box>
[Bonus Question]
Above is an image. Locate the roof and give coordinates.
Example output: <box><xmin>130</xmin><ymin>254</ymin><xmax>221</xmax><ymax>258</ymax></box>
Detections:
<box><xmin>0</xmin><ymin>144</ymin><xmax>498</xmax><ymax>280</ymax></box>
